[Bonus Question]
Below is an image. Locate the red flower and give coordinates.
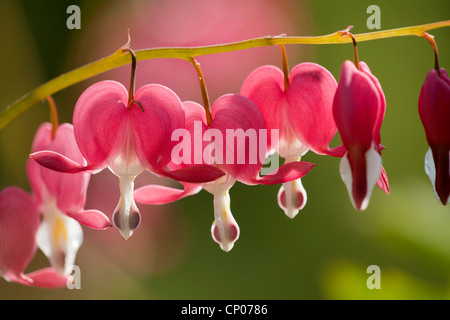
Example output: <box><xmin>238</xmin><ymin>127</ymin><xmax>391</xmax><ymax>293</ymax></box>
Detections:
<box><xmin>418</xmin><ymin>67</ymin><xmax>450</xmax><ymax>205</ymax></box>
<box><xmin>332</xmin><ymin>60</ymin><xmax>390</xmax><ymax>211</ymax></box>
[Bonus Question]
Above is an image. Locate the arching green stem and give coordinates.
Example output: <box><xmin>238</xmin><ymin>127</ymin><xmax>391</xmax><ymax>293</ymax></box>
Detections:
<box><xmin>0</xmin><ymin>20</ymin><xmax>449</xmax><ymax>130</ymax></box>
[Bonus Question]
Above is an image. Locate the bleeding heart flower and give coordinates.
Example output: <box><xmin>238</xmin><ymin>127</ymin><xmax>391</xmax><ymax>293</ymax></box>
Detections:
<box><xmin>135</xmin><ymin>94</ymin><xmax>315</xmax><ymax>251</ymax></box>
<box><xmin>27</xmin><ymin>122</ymin><xmax>104</xmax><ymax>275</ymax></box>
<box><xmin>332</xmin><ymin>60</ymin><xmax>390</xmax><ymax>211</ymax></box>
<box><xmin>31</xmin><ymin>81</ymin><xmax>224</xmax><ymax>239</ymax></box>
<box><xmin>418</xmin><ymin>67</ymin><xmax>450</xmax><ymax>205</ymax></box>
<box><xmin>0</xmin><ymin>187</ymin><xmax>69</xmax><ymax>288</ymax></box>
<box><xmin>241</xmin><ymin>62</ymin><xmax>339</xmax><ymax>218</ymax></box>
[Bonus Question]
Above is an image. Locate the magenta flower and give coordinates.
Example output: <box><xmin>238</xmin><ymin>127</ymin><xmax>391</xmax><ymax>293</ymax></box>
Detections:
<box><xmin>27</xmin><ymin>122</ymin><xmax>106</xmax><ymax>274</ymax></box>
<box><xmin>0</xmin><ymin>187</ymin><xmax>68</xmax><ymax>288</ymax></box>
<box><xmin>31</xmin><ymin>81</ymin><xmax>224</xmax><ymax>239</ymax></box>
<box><xmin>241</xmin><ymin>62</ymin><xmax>339</xmax><ymax>218</ymax></box>
<box><xmin>332</xmin><ymin>60</ymin><xmax>390</xmax><ymax>211</ymax></box>
<box><xmin>418</xmin><ymin>67</ymin><xmax>450</xmax><ymax>205</ymax></box>
<box><xmin>135</xmin><ymin>94</ymin><xmax>315</xmax><ymax>251</ymax></box>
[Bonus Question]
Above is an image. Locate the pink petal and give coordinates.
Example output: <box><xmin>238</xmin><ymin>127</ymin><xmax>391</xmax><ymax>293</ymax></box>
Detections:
<box><xmin>240</xmin><ymin>65</ymin><xmax>285</xmax><ymax>151</ymax></box>
<box><xmin>67</xmin><ymin>209</ymin><xmax>112</xmax><ymax>230</ymax></box>
<box><xmin>286</xmin><ymin>63</ymin><xmax>338</xmax><ymax>154</ymax></box>
<box><xmin>23</xmin><ymin>267</ymin><xmax>69</xmax><ymax>288</ymax></box>
<box><xmin>28</xmin><ymin>123</ymin><xmax>91</xmax><ymax>213</ymax></box>
<box><xmin>210</xmin><ymin>94</ymin><xmax>267</xmax><ymax>184</ymax></box>
<box><xmin>161</xmin><ymin>164</ymin><xmax>225</xmax><ymax>183</ymax></box>
<box><xmin>27</xmin><ymin>123</ymin><xmax>53</xmax><ymax>207</ymax></box>
<box><xmin>183</xmin><ymin>100</ymin><xmax>208</xmax><ymax>126</ymax></box>
<box><xmin>323</xmin><ymin>144</ymin><xmax>347</xmax><ymax>158</ymax></box>
<box><xmin>30</xmin><ymin>150</ymin><xmax>89</xmax><ymax>173</ymax></box>
<box><xmin>255</xmin><ymin>161</ymin><xmax>316</xmax><ymax>185</ymax></box>
<box><xmin>376</xmin><ymin>165</ymin><xmax>390</xmax><ymax>195</ymax></box>
<box><xmin>0</xmin><ymin>187</ymin><xmax>39</xmax><ymax>280</ymax></box>
<box><xmin>134</xmin><ymin>183</ymin><xmax>201</xmax><ymax>205</ymax></box>
<box><xmin>73</xmin><ymin>80</ymin><xmax>129</xmax><ymax>170</ymax></box>
<box><xmin>130</xmin><ymin>84</ymin><xmax>185</xmax><ymax>172</ymax></box>
<box><xmin>169</xmin><ymin>101</ymin><xmax>210</xmax><ymax>169</ymax></box>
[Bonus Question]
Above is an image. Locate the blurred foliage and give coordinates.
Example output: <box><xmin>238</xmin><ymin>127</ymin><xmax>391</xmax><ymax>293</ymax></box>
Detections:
<box><xmin>0</xmin><ymin>0</ymin><xmax>449</xmax><ymax>299</ymax></box>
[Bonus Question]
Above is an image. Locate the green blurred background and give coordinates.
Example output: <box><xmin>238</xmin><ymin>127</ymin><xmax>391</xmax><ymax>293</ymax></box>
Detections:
<box><xmin>0</xmin><ymin>0</ymin><xmax>449</xmax><ymax>299</ymax></box>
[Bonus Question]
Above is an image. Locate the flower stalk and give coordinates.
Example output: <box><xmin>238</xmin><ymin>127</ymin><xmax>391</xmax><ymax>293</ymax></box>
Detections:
<box><xmin>45</xmin><ymin>96</ymin><xmax>58</xmax><ymax>139</ymax></box>
<box><xmin>339</xmin><ymin>27</ymin><xmax>360</xmax><ymax>70</ymax></box>
<box><xmin>190</xmin><ymin>57</ymin><xmax>213</xmax><ymax>126</ymax></box>
<box><xmin>280</xmin><ymin>44</ymin><xmax>290</xmax><ymax>91</ymax></box>
<box><xmin>422</xmin><ymin>32</ymin><xmax>441</xmax><ymax>74</ymax></box>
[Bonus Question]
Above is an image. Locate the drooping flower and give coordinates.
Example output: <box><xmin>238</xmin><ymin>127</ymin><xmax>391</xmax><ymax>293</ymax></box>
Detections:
<box><xmin>241</xmin><ymin>62</ymin><xmax>339</xmax><ymax>218</ymax></box>
<box><xmin>31</xmin><ymin>81</ymin><xmax>224</xmax><ymax>239</ymax></box>
<box><xmin>27</xmin><ymin>122</ymin><xmax>106</xmax><ymax>275</ymax></box>
<box><xmin>135</xmin><ymin>94</ymin><xmax>315</xmax><ymax>251</ymax></box>
<box><xmin>418</xmin><ymin>67</ymin><xmax>450</xmax><ymax>205</ymax></box>
<box><xmin>332</xmin><ymin>60</ymin><xmax>390</xmax><ymax>211</ymax></box>
<box><xmin>0</xmin><ymin>187</ymin><xmax>68</xmax><ymax>288</ymax></box>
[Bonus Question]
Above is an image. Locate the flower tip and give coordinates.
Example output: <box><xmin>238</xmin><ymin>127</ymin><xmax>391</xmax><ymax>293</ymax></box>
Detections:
<box><xmin>339</xmin><ymin>148</ymin><xmax>382</xmax><ymax>212</ymax></box>
<box><xmin>220</xmin><ymin>243</ymin><xmax>234</xmax><ymax>252</ymax></box>
<box><xmin>277</xmin><ymin>179</ymin><xmax>307</xmax><ymax>218</ymax></box>
<box><xmin>211</xmin><ymin>220</ymin><xmax>239</xmax><ymax>252</ymax></box>
<box><xmin>118</xmin><ymin>229</ymin><xmax>134</xmax><ymax>240</ymax></box>
<box><xmin>113</xmin><ymin>209</ymin><xmax>141</xmax><ymax>240</ymax></box>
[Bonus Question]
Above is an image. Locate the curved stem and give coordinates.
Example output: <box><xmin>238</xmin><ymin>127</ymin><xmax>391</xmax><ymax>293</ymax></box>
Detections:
<box><xmin>339</xmin><ymin>26</ymin><xmax>360</xmax><ymax>69</ymax></box>
<box><xmin>422</xmin><ymin>32</ymin><xmax>440</xmax><ymax>74</ymax></box>
<box><xmin>351</xmin><ymin>37</ymin><xmax>360</xmax><ymax>69</ymax></box>
<box><xmin>0</xmin><ymin>20</ymin><xmax>449</xmax><ymax>130</ymax></box>
<box><xmin>45</xmin><ymin>96</ymin><xmax>58</xmax><ymax>139</ymax></box>
<box><xmin>280</xmin><ymin>45</ymin><xmax>290</xmax><ymax>91</ymax></box>
<box><xmin>190</xmin><ymin>58</ymin><xmax>213</xmax><ymax>126</ymax></box>
<box><xmin>121</xmin><ymin>48</ymin><xmax>138</xmax><ymax>108</ymax></box>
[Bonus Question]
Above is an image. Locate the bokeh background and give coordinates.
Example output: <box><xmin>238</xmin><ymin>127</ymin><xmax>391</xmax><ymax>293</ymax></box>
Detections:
<box><xmin>0</xmin><ymin>0</ymin><xmax>449</xmax><ymax>299</ymax></box>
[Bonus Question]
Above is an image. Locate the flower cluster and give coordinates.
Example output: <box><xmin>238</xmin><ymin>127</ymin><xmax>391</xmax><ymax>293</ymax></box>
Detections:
<box><xmin>1</xmin><ymin>31</ymin><xmax>448</xmax><ymax>288</ymax></box>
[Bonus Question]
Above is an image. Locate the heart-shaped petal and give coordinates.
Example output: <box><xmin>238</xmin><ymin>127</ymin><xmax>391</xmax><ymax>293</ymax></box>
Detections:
<box><xmin>73</xmin><ymin>80</ymin><xmax>129</xmax><ymax>171</ymax></box>
<box><xmin>286</xmin><ymin>62</ymin><xmax>337</xmax><ymax>154</ymax></box>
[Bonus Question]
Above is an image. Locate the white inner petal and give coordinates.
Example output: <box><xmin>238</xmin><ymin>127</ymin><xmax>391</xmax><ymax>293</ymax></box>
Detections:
<box><xmin>277</xmin><ymin>177</ymin><xmax>307</xmax><ymax>219</ymax></box>
<box><xmin>363</xmin><ymin>146</ymin><xmax>383</xmax><ymax>210</ymax></box>
<box><xmin>112</xmin><ymin>175</ymin><xmax>141</xmax><ymax>240</ymax></box>
<box><xmin>339</xmin><ymin>145</ymin><xmax>382</xmax><ymax>211</ymax></box>
<box><xmin>424</xmin><ymin>147</ymin><xmax>436</xmax><ymax>194</ymax></box>
<box><xmin>202</xmin><ymin>172</ymin><xmax>236</xmax><ymax>195</ymax></box>
<box><xmin>109</xmin><ymin>124</ymin><xmax>143</xmax><ymax>239</ymax></box>
<box><xmin>36</xmin><ymin>199</ymin><xmax>83</xmax><ymax>275</ymax></box>
<box><xmin>278</xmin><ymin>126</ymin><xmax>308</xmax><ymax>161</ymax></box>
<box><xmin>211</xmin><ymin>190</ymin><xmax>240</xmax><ymax>252</ymax></box>
<box><xmin>424</xmin><ymin>147</ymin><xmax>450</xmax><ymax>205</ymax></box>
<box><xmin>109</xmin><ymin>127</ymin><xmax>144</xmax><ymax>177</ymax></box>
